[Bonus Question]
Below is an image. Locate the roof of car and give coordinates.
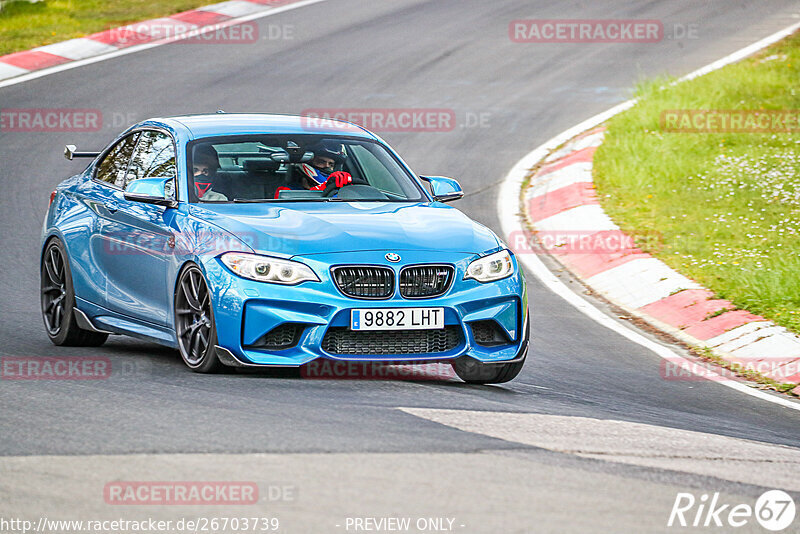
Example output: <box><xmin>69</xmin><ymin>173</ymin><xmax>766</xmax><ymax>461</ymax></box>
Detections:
<box><xmin>151</xmin><ymin>113</ymin><xmax>376</xmax><ymax>140</ymax></box>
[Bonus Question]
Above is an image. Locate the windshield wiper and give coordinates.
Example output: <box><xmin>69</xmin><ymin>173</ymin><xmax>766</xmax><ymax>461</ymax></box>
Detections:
<box><xmin>324</xmin><ymin>198</ymin><xmax>408</xmax><ymax>202</ymax></box>
<box><xmin>232</xmin><ymin>197</ymin><xmax>409</xmax><ymax>203</ymax></box>
<box><xmin>232</xmin><ymin>198</ymin><xmax>322</xmax><ymax>203</ymax></box>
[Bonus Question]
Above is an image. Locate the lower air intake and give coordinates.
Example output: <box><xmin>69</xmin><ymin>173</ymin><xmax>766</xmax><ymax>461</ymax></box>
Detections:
<box><xmin>322</xmin><ymin>326</ymin><xmax>462</xmax><ymax>355</ymax></box>
<box><xmin>247</xmin><ymin>323</ymin><xmax>303</xmax><ymax>350</ymax></box>
<box><xmin>470</xmin><ymin>320</ymin><xmax>513</xmax><ymax>347</ymax></box>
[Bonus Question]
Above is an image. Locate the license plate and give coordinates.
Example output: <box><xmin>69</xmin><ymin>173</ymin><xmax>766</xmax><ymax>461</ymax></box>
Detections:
<box><xmin>351</xmin><ymin>308</ymin><xmax>444</xmax><ymax>331</ymax></box>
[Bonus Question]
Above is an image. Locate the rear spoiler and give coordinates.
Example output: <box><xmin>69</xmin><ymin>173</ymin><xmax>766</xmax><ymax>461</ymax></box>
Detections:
<box><xmin>64</xmin><ymin>145</ymin><xmax>100</xmax><ymax>161</ymax></box>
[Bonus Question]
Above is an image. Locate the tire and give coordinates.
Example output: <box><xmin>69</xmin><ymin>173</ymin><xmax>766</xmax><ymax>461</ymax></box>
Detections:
<box><xmin>451</xmin><ymin>353</ymin><xmax>526</xmax><ymax>384</ymax></box>
<box><xmin>452</xmin><ymin>316</ymin><xmax>530</xmax><ymax>384</ymax></box>
<box><xmin>174</xmin><ymin>264</ymin><xmax>221</xmax><ymax>373</ymax></box>
<box><xmin>40</xmin><ymin>239</ymin><xmax>108</xmax><ymax>347</ymax></box>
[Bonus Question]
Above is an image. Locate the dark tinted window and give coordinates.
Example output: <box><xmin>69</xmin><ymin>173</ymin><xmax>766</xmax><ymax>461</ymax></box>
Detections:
<box><xmin>189</xmin><ymin>135</ymin><xmax>424</xmax><ymax>203</ymax></box>
<box><xmin>126</xmin><ymin>131</ymin><xmax>176</xmax><ymax>190</ymax></box>
<box><xmin>95</xmin><ymin>133</ymin><xmax>140</xmax><ymax>187</ymax></box>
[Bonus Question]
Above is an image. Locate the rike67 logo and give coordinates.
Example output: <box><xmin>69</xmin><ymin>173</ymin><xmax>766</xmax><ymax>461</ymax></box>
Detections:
<box><xmin>668</xmin><ymin>490</ymin><xmax>796</xmax><ymax>531</ymax></box>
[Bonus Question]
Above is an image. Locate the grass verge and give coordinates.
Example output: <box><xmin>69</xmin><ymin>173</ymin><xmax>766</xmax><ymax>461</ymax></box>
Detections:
<box><xmin>0</xmin><ymin>0</ymin><xmax>217</xmax><ymax>56</ymax></box>
<box><xmin>593</xmin><ymin>30</ymin><xmax>800</xmax><ymax>335</ymax></box>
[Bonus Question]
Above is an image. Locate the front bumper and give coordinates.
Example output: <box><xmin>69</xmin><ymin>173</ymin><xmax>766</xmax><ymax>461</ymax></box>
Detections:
<box><xmin>204</xmin><ymin>250</ymin><xmax>528</xmax><ymax>366</ymax></box>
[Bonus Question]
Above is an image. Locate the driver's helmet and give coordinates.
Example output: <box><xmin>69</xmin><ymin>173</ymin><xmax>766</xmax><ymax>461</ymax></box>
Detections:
<box><xmin>192</xmin><ymin>144</ymin><xmax>220</xmax><ymax>197</ymax></box>
<box><xmin>193</xmin><ymin>144</ymin><xmax>220</xmax><ymax>176</ymax></box>
<box><xmin>300</xmin><ymin>140</ymin><xmax>346</xmax><ymax>186</ymax></box>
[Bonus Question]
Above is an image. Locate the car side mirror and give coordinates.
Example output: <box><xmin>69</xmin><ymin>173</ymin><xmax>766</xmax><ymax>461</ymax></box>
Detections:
<box><xmin>419</xmin><ymin>176</ymin><xmax>464</xmax><ymax>202</ymax></box>
<box><xmin>123</xmin><ymin>177</ymin><xmax>178</xmax><ymax>208</ymax></box>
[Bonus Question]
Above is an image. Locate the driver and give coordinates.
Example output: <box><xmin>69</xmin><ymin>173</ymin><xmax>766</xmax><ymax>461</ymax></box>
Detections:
<box><xmin>193</xmin><ymin>145</ymin><xmax>227</xmax><ymax>201</ymax></box>
<box><xmin>274</xmin><ymin>140</ymin><xmax>353</xmax><ymax>198</ymax></box>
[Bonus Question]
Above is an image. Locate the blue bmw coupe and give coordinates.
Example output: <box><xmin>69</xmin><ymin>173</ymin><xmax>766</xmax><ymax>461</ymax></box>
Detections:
<box><xmin>41</xmin><ymin>114</ymin><xmax>529</xmax><ymax>383</ymax></box>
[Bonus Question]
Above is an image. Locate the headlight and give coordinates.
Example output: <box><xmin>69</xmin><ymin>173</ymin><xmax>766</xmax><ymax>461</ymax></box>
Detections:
<box><xmin>465</xmin><ymin>249</ymin><xmax>514</xmax><ymax>283</ymax></box>
<box><xmin>220</xmin><ymin>252</ymin><xmax>319</xmax><ymax>285</ymax></box>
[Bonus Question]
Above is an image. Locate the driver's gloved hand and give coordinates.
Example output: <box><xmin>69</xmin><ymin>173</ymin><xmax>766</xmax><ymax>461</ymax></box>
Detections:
<box><xmin>327</xmin><ymin>171</ymin><xmax>352</xmax><ymax>188</ymax></box>
<box><xmin>321</xmin><ymin>171</ymin><xmax>352</xmax><ymax>195</ymax></box>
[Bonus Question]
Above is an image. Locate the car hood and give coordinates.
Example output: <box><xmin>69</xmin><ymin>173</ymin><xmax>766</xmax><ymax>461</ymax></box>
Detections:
<box><xmin>190</xmin><ymin>202</ymin><xmax>501</xmax><ymax>257</ymax></box>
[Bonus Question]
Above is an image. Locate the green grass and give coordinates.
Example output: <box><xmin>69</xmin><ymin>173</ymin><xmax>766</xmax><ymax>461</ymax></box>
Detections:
<box><xmin>593</xmin><ymin>30</ymin><xmax>800</xmax><ymax>335</ymax></box>
<box><xmin>0</xmin><ymin>0</ymin><xmax>217</xmax><ymax>55</ymax></box>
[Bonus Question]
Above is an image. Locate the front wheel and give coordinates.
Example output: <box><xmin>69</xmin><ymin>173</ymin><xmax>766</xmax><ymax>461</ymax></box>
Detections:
<box><xmin>451</xmin><ymin>354</ymin><xmax>526</xmax><ymax>384</ymax></box>
<box><xmin>452</xmin><ymin>316</ymin><xmax>529</xmax><ymax>384</ymax></box>
<box><xmin>174</xmin><ymin>265</ymin><xmax>221</xmax><ymax>373</ymax></box>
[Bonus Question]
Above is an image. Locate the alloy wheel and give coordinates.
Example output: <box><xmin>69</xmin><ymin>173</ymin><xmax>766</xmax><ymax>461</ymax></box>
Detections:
<box><xmin>175</xmin><ymin>266</ymin><xmax>214</xmax><ymax>367</ymax></box>
<box><xmin>41</xmin><ymin>244</ymin><xmax>67</xmax><ymax>336</ymax></box>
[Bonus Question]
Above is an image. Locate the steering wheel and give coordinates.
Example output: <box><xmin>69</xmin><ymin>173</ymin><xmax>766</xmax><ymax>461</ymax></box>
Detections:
<box><xmin>322</xmin><ymin>181</ymin><xmax>355</xmax><ymax>198</ymax></box>
<box><xmin>323</xmin><ymin>183</ymin><xmax>390</xmax><ymax>201</ymax></box>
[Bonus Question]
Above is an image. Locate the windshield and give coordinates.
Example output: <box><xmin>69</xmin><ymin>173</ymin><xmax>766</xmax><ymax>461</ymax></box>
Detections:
<box><xmin>188</xmin><ymin>135</ymin><xmax>427</xmax><ymax>203</ymax></box>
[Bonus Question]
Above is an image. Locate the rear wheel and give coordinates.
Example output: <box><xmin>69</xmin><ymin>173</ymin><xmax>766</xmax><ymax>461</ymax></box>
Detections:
<box><xmin>175</xmin><ymin>265</ymin><xmax>221</xmax><ymax>373</ymax></box>
<box><xmin>40</xmin><ymin>239</ymin><xmax>108</xmax><ymax>347</ymax></box>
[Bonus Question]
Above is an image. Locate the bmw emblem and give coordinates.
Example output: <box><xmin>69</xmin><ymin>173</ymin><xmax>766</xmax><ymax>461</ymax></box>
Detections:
<box><xmin>385</xmin><ymin>253</ymin><xmax>401</xmax><ymax>263</ymax></box>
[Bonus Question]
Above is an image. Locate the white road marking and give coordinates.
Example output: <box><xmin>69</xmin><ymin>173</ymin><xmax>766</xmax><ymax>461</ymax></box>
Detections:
<box><xmin>400</xmin><ymin>408</ymin><xmax>800</xmax><ymax>490</ymax></box>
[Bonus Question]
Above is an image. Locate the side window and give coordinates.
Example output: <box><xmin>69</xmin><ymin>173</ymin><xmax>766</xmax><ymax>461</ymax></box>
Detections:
<box><xmin>125</xmin><ymin>131</ymin><xmax>177</xmax><ymax>192</ymax></box>
<box><xmin>95</xmin><ymin>133</ymin><xmax>140</xmax><ymax>187</ymax></box>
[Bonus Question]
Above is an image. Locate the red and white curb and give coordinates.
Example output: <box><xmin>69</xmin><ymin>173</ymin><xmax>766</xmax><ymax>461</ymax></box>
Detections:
<box><xmin>498</xmin><ymin>20</ymin><xmax>800</xmax><ymax>410</ymax></box>
<box><xmin>520</xmin><ymin>127</ymin><xmax>800</xmax><ymax>391</ymax></box>
<box><xmin>0</xmin><ymin>0</ymin><xmax>313</xmax><ymax>82</ymax></box>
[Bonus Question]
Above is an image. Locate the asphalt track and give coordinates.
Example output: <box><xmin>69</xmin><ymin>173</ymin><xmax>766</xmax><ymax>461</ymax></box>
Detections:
<box><xmin>1</xmin><ymin>1</ymin><xmax>800</xmax><ymax>531</ymax></box>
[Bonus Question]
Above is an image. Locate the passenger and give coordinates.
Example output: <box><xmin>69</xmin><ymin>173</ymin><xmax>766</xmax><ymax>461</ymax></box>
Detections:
<box><xmin>274</xmin><ymin>141</ymin><xmax>353</xmax><ymax>198</ymax></box>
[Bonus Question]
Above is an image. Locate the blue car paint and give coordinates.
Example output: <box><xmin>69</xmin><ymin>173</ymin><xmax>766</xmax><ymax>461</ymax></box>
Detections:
<box><xmin>42</xmin><ymin>114</ymin><xmax>528</xmax><ymax>366</ymax></box>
